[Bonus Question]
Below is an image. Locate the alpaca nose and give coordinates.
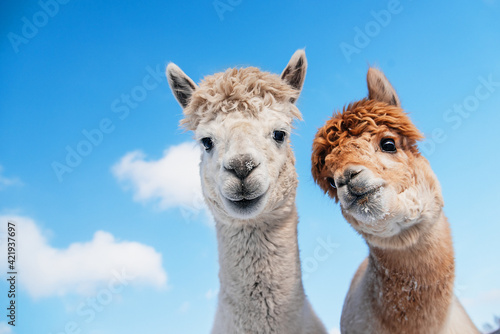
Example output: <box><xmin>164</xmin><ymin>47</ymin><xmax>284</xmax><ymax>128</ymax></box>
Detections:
<box><xmin>335</xmin><ymin>166</ymin><xmax>363</xmax><ymax>189</ymax></box>
<box><xmin>225</xmin><ymin>154</ymin><xmax>258</xmax><ymax>180</ymax></box>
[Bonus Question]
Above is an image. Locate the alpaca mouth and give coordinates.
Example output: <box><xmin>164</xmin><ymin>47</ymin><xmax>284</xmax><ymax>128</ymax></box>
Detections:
<box><xmin>222</xmin><ymin>191</ymin><xmax>267</xmax><ymax>216</ymax></box>
<box><xmin>344</xmin><ymin>186</ymin><xmax>382</xmax><ymax>210</ymax></box>
<box><xmin>227</xmin><ymin>194</ymin><xmax>264</xmax><ymax>209</ymax></box>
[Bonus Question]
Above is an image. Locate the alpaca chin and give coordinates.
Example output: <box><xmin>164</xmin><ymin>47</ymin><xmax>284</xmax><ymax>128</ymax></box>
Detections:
<box><xmin>341</xmin><ymin>184</ymin><xmax>427</xmax><ymax>248</ymax></box>
<box><xmin>338</xmin><ymin>181</ymin><xmax>398</xmax><ymax>234</ymax></box>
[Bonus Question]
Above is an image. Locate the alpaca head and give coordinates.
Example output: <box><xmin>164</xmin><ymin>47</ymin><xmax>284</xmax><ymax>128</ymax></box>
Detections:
<box><xmin>167</xmin><ymin>50</ymin><xmax>307</xmax><ymax>221</ymax></box>
<box><xmin>312</xmin><ymin>68</ymin><xmax>444</xmax><ymax>249</ymax></box>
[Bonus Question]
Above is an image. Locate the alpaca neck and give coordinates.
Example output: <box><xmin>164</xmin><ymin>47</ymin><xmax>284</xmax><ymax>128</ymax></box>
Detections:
<box><xmin>367</xmin><ymin>212</ymin><xmax>455</xmax><ymax>333</ymax></box>
<box><xmin>215</xmin><ymin>194</ymin><xmax>305</xmax><ymax>328</ymax></box>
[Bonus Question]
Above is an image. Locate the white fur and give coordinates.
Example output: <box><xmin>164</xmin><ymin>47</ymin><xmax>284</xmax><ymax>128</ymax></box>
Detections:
<box><xmin>167</xmin><ymin>50</ymin><xmax>327</xmax><ymax>333</ymax></box>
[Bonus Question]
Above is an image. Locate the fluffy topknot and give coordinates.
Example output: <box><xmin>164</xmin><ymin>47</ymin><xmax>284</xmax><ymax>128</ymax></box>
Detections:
<box><xmin>182</xmin><ymin>67</ymin><xmax>301</xmax><ymax>130</ymax></box>
<box><xmin>312</xmin><ymin>98</ymin><xmax>423</xmax><ymax>184</ymax></box>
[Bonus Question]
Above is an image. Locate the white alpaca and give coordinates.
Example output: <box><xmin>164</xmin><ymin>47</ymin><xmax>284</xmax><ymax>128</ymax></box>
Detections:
<box><xmin>311</xmin><ymin>68</ymin><xmax>479</xmax><ymax>334</ymax></box>
<box><xmin>167</xmin><ymin>50</ymin><xmax>327</xmax><ymax>334</ymax></box>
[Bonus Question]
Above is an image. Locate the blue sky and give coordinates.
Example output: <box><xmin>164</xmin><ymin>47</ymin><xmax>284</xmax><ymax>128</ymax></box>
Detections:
<box><xmin>1</xmin><ymin>1</ymin><xmax>499</xmax><ymax>333</ymax></box>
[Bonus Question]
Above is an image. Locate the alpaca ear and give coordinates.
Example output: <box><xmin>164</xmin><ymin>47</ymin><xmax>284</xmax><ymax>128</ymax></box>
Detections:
<box><xmin>166</xmin><ymin>63</ymin><xmax>198</xmax><ymax>108</ymax></box>
<box><xmin>367</xmin><ymin>68</ymin><xmax>401</xmax><ymax>107</ymax></box>
<box><xmin>281</xmin><ymin>49</ymin><xmax>307</xmax><ymax>102</ymax></box>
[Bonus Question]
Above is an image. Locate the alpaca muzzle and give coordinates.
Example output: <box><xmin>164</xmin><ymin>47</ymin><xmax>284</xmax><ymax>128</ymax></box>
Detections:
<box><xmin>336</xmin><ymin>166</ymin><xmax>384</xmax><ymax>210</ymax></box>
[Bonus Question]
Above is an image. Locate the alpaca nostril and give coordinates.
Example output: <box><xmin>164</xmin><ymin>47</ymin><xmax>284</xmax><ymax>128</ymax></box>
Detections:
<box><xmin>226</xmin><ymin>155</ymin><xmax>258</xmax><ymax>180</ymax></box>
<box><xmin>335</xmin><ymin>167</ymin><xmax>364</xmax><ymax>189</ymax></box>
<box><xmin>343</xmin><ymin>168</ymin><xmax>372</xmax><ymax>196</ymax></box>
<box><xmin>350</xmin><ymin>170</ymin><xmax>361</xmax><ymax>179</ymax></box>
<box><xmin>344</xmin><ymin>168</ymin><xmax>362</xmax><ymax>184</ymax></box>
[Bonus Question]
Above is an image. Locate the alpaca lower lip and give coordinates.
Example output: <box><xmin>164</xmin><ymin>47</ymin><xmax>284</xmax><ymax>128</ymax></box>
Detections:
<box><xmin>345</xmin><ymin>186</ymin><xmax>381</xmax><ymax>209</ymax></box>
<box><xmin>225</xmin><ymin>193</ymin><xmax>264</xmax><ymax>210</ymax></box>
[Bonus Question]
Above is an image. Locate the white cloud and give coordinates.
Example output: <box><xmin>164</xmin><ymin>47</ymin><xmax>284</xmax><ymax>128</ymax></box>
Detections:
<box><xmin>112</xmin><ymin>142</ymin><xmax>204</xmax><ymax>211</ymax></box>
<box><xmin>0</xmin><ymin>322</ymin><xmax>12</xmax><ymax>334</ymax></box>
<box><xmin>329</xmin><ymin>328</ymin><xmax>341</xmax><ymax>334</ymax></box>
<box><xmin>0</xmin><ymin>165</ymin><xmax>21</xmax><ymax>190</ymax></box>
<box><xmin>112</xmin><ymin>142</ymin><xmax>214</xmax><ymax>226</ymax></box>
<box><xmin>0</xmin><ymin>215</ymin><xmax>167</xmax><ymax>298</ymax></box>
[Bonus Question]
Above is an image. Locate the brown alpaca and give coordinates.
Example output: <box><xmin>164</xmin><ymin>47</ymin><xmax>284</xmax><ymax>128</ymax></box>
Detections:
<box><xmin>311</xmin><ymin>68</ymin><xmax>479</xmax><ymax>333</ymax></box>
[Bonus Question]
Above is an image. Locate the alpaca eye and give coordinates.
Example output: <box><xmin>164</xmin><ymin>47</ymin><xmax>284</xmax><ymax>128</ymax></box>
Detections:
<box><xmin>273</xmin><ymin>130</ymin><xmax>286</xmax><ymax>143</ymax></box>
<box><xmin>326</xmin><ymin>177</ymin><xmax>336</xmax><ymax>189</ymax></box>
<box><xmin>201</xmin><ymin>137</ymin><xmax>213</xmax><ymax>151</ymax></box>
<box><xmin>380</xmin><ymin>138</ymin><xmax>397</xmax><ymax>152</ymax></box>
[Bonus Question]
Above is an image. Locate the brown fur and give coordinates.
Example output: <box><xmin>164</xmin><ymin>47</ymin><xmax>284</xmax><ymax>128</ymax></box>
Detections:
<box><xmin>167</xmin><ymin>51</ymin><xmax>327</xmax><ymax>333</ymax></box>
<box><xmin>364</xmin><ymin>214</ymin><xmax>455</xmax><ymax>333</ymax></box>
<box><xmin>312</xmin><ymin>98</ymin><xmax>423</xmax><ymax>201</ymax></box>
<box><xmin>311</xmin><ymin>68</ymin><xmax>478</xmax><ymax>333</ymax></box>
